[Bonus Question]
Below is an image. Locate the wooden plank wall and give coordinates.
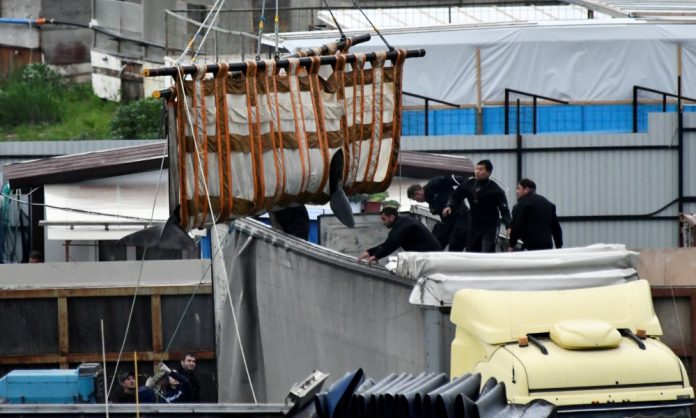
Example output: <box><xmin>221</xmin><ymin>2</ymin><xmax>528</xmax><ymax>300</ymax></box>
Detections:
<box><xmin>0</xmin><ymin>285</ymin><xmax>217</xmax><ymax>401</ymax></box>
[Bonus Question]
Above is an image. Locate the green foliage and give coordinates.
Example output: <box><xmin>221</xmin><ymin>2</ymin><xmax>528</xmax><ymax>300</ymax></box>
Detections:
<box><xmin>0</xmin><ymin>64</ymin><xmax>64</xmax><ymax>126</ymax></box>
<box><xmin>367</xmin><ymin>191</ymin><xmax>389</xmax><ymax>202</ymax></box>
<box><xmin>0</xmin><ymin>82</ymin><xmax>118</xmax><ymax>140</ymax></box>
<box><xmin>382</xmin><ymin>199</ymin><xmax>400</xmax><ymax>209</ymax></box>
<box><xmin>109</xmin><ymin>98</ymin><xmax>163</xmax><ymax>139</ymax></box>
<box><xmin>0</xmin><ymin>64</ymin><xmax>119</xmax><ymax>140</ymax></box>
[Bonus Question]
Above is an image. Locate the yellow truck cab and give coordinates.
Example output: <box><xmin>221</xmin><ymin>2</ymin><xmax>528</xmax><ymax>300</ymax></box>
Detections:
<box><xmin>450</xmin><ymin>279</ymin><xmax>694</xmax><ymax>416</ymax></box>
<box><xmin>396</xmin><ymin>245</ymin><xmax>695</xmax><ymax>416</ymax></box>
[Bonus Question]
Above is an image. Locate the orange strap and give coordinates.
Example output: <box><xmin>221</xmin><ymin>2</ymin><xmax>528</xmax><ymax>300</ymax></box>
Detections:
<box><xmin>215</xmin><ymin>63</ymin><xmax>231</xmax><ymax>221</ymax></box>
<box><xmin>288</xmin><ymin>59</ymin><xmax>309</xmax><ymax>195</ymax></box>
<box><xmin>198</xmin><ymin>69</ymin><xmax>210</xmax><ymax>227</ymax></box>
<box><xmin>176</xmin><ymin>67</ymin><xmax>189</xmax><ymax>229</ymax></box>
<box><xmin>308</xmin><ymin>56</ymin><xmax>330</xmax><ymax>199</ymax></box>
<box><xmin>263</xmin><ymin>60</ymin><xmax>284</xmax><ymax>205</ymax></box>
<box><xmin>244</xmin><ymin>60</ymin><xmax>265</xmax><ymax>212</ymax></box>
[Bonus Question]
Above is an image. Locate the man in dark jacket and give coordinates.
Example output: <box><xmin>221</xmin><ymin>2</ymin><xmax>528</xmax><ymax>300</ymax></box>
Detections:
<box><xmin>178</xmin><ymin>353</ymin><xmax>201</xmax><ymax>402</ymax></box>
<box><xmin>443</xmin><ymin>160</ymin><xmax>511</xmax><ymax>253</ymax></box>
<box><xmin>358</xmin><ymin>207</ymin><xmax>442</xmax><ymax>263</ymax></box>
<box><xmin>508</xmin><ymin>178</ymin><xmax>563</xmax><ymax>251</ymax></box>
<box><xmin>407</xmin><ymin>175</ymin><xmax>469</xmax><ymax>251</ymax></box>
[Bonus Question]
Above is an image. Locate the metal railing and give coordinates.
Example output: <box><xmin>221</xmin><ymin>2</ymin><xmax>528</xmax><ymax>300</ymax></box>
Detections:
<box><xmin>632</xmin><ymin>85</ymin><xmax>696</xmax><ymax>133</ymax></box>
<box><xmin>403</xmin><ymin>91</ymin><xmax>459</xmax><ymax>136</ymax></box>
<box><xmin>504</xmin><ymin>88</ymin><xmax>568</xmax><ymax>135</ymax></box>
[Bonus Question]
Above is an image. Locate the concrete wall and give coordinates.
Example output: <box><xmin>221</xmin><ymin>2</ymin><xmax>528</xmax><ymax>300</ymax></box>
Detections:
<box><xmin>0</xmin><ymin>1</ymin><xmax>41</xmax><ymax>49</ymax></box>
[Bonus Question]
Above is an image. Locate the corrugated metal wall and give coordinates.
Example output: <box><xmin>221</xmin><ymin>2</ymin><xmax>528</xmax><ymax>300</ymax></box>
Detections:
<box><xmin>402</xmin><ymin>113</ymin><xmax>690</xmax><ymax>249</ymax></box>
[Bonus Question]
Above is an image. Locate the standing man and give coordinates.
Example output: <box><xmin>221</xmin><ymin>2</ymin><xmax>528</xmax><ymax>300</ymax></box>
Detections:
<box><xmin>508</xmin><ymin>178</ymin><xmax>563</xmax><ymax>251</ymax></box>
<box><xmin>443</xmin><ymin>160</ymin><xmax>511</xmax><ymax>252</ymax></box>
<box><xmin>178</xmin><ymin>353</ymin><xmax>201</xmax><ymax>402</ymax></box>
<box><xmin>358</xmin><ymin>207</ymin><xmax>442</xmax><ymax>263</ymax></box>
<box><xmin>407</xmin><ymin>175</ymin><xmax>469</xmax><ymax>251</ymax></box>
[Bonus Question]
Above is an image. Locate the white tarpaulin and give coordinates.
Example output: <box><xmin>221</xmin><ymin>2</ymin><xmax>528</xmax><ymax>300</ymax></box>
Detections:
<box><xmin>279</xmin><ymin>22</ymin><xmax>696</xmax><ymax>103</ymax></box>
<box><xmin>396</xmin><ymin>244</ymin><xmax>639</xmax><ymax>307</ymax></box>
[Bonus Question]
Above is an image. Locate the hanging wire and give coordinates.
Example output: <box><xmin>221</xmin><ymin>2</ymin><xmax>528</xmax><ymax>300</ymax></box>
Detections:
<box><xmin>177</xmin><ymin>0</ymin><xmax>224</xmax><ymax>62</ymax></box>
<box><xmin>191</xmin><ymin>0</ymin><xmax>227</xmax><ymax>63</ymax></box>
<box><xmin>107</xmin><ymin>140</ymin><xmax>168</xmax><ymax>398</ymax></box>
<box><xmin>256</xmin><ymin>0</ymin><xmax>267</xmax><ymax>60</ymax></box>
<box><xmin>0</xmin><ymin>192</ymin><xmax>166</xmax><ymax>222</ymax></box>
<box><xmin>273</xmin><ymin>0</ymin><xmax>280</xmax><ymax>59</ymax></box>
<box><xmin>172</xmin><ymin>65</ymin><xmax>258</xmax><ymax>403</ymax></box>
<box><xmin>323</xmin><ymin>0</ymin><xmax>346</xmax><ymax>41</ymax></box>
<box><xmin>350</xmin><ymin>0</ymin><xmax>394</xmax><ymax>51</ymax></box>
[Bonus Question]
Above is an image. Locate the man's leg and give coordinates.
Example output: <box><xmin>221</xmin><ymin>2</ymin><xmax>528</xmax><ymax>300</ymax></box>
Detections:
<box><xmin>466</xmin><ymin>229</ymin><xmax>483</xmax><ymax>252</ymax></box>
<box><xmin>480</xmin><ymin>224</ymin><xmax>499</xmax><ymax>253</ymax></box>
<box><xmin>432</xmin><ymin>222</ymin><xmax>450</xmax><ymax>249</ymax></box>
<box><xmin>448</xmin><ymin>215</ymin><xmax>468</xmax><ymax>252</ymax></box>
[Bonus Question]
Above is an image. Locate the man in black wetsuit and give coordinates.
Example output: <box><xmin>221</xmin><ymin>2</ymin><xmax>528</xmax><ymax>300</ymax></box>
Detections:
<box><xmin>407</xmin><ymin>175</ymin><xmax>469</xmax><ymax>251</ymax></box>
<box><xmin>508</xmin><ymin>178</ymin><xmax>563</xmax><ymax>251</ymax></box>
<box><xmin>443</xmin><ymin>160</ymin><xmax>511</xmax><ymax>253</ymax></box>
<box><xmin>358</xmin><ymin>207</ymin><xmax>442</xmax><ymax>263</ymax></box>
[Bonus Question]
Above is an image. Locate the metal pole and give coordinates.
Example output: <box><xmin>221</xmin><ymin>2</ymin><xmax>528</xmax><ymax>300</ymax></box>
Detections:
<box><xmin>632</xmin><ymin>85</ymin><xmax>638</xmax><ymax>133</ymax></box>
<box><xmin>144</xmin><ymin>48</ymin><xmax>426</xmax><ymax>77</ymax></box>
<box><xmin>663</xmin><ymin>94</ymin><xmax>667</xmax><ymax>112</ymax></box>
<box><xmin>101</xmin><ymin>320</ymin><xmax>110</xmax><ymax>418</ymax></box>
<box><xmin>516</xmin><ymin>98</ymin><xmax>522</xmax><ymax>183</ymax></box>
<box><xmin>424</xmin><ymin>98</ymin><xmax>429</xmax><ymax>137</ymax></box>
<box><xmin>533</xmin><ymin>96</ymin><xmax>538</xmax><ymax>134</ymax></box>
<box><xmin>504</xmin><ymin>89</ymin><xmax>510</xmax><ymax>135</ymax></box>
<box><xmin>678</xmin><ymin>76</ymin><xmax>684</xmax><ymax>215</ymax></box>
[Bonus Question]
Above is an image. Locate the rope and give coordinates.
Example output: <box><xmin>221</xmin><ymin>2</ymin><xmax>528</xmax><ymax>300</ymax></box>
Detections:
<box><xmin>111</xmin><ymin>0</ymin><xmax>224</xmax><ymax>393</ymax></box>
<box><xmin>256</xmin><ymin>0</ymin><xmax>267</xmax><ymax>60</ymax></box>
<box><xmin>174</xmin><ymin>63</ymin><xmax>258</xmax><ymax>403</ymax></box>
<box><xmin>177</xmin><ymin>0</ymin><xmax>223</xmax><ymax>62</ymax></box>
<box><xmin>350</xmin><ymin>0</ymin><xmax>394</xmax><ymax>51</ymax></box>
<box><xmin>323</xmin><ymin>0</ymin><xmax>346</xmax><ymax>41</ymax></box>
<box><xmin>107</xmin><ymin>141</ymin><xmax>168</xmax><ymax>398</ymax></box>
<box><xmin>191</xmin><ymin>0</ymin><xmax>226</xmax><ymax>63</ymax></box>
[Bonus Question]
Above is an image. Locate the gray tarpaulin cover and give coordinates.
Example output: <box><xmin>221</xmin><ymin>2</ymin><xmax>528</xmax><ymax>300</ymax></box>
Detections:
<box><xmin>213</xmin><ymin>218</ymin><xmax>428</xmax><ymax>403</ymax></box>
<box><xmin>397</xmin><ymin>244</ymin><xmax>639</xmax><ymax>307</ymax></box>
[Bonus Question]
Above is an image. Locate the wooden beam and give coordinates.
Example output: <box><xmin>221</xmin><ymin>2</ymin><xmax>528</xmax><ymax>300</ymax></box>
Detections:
<box><xmin>0</xmin><ymin>351</ymin><xmax>215</xmax><ymax>365</ymax></box>
<box><xmin>57</xmin><ymin>297</ymin><xmax>69</xmax><ymax>369</ymax></box>
<box><xmin>0</xmin><ymin>285</ymin><xmax>212</xmax><ymax>299</ymax></box>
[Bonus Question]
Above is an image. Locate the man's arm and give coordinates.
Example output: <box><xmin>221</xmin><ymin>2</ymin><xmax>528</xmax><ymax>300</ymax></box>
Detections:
<box><xmin>365</xmin><ymin>222</ymin><xmax>409</xmax><ymax>260</ymax></box>
<box><xmin>551</xmin><ymin>204</ymin><xmax>563</xmax><ymax>248</ymax></box>
<box><xmin>497</xmin><ymin>189</ymin><xmax>512</xmax><ymax>228</ymax></box>
<box><xmin>508</xmin><ymin>203</ymin><xmax>524</xmax><ymax>249</ymax></box>
<box><xmin>445</xmin><ymin>182</ymin><xmax>471</xmax><ymax>217</ymax></box>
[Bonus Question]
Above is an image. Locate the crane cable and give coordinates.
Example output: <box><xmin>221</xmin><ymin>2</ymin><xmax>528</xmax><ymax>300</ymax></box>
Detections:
<box><xmin>350</xmin><ymin>0</ymin><xmax>393</xmax><ymax>51</ymax></box>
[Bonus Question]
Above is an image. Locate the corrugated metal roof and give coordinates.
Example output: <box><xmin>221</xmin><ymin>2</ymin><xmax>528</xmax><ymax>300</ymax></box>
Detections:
<box><xmin>3</xmin><ymin>142</ymin><xmax>168</xmax><ymax>190</ymax></box>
